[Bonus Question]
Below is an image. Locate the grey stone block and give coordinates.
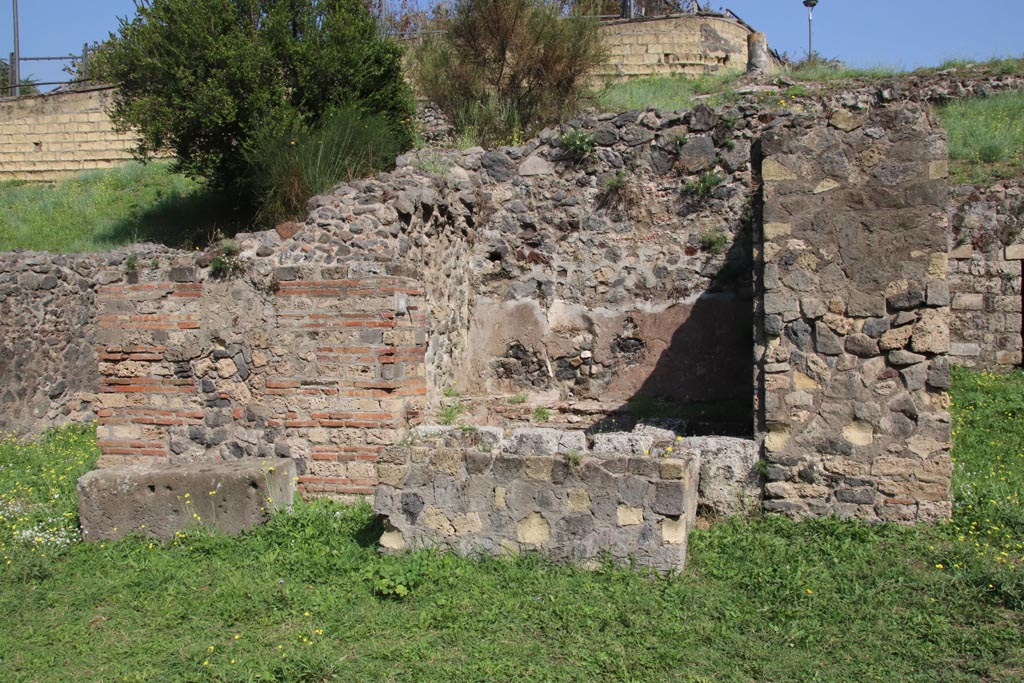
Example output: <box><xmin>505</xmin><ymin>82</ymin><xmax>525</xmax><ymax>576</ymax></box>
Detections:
<box><xmin>77</xmin><ymin>459</ymin><xmax>296</xmax><ymax>542</ymax></box>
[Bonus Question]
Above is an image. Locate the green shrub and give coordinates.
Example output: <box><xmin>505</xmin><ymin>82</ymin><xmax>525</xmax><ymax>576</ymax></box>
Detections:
<box><xmin>242</xmin><ymin>106</ymin><xmax>403</xmax><ymax>225</ymax></box>
<box><xmin>95</xmin><ymin>0</ymin><xmax>414</xmax><ymax>207</ymax></box>
<box><xmin>412</xmin><ymin>0</ymin><xmax>606</xmax><ymax>146</ymax></box>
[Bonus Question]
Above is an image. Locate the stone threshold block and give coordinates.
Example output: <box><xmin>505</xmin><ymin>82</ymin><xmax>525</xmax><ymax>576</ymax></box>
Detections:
<box><xmin>77</xmin><ymin>458</ymin><xmax>297</xmax><ymax>541</ymax></box>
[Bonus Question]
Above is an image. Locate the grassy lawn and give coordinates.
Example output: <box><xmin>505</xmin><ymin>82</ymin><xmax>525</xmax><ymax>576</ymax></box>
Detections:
<box><xmin>936</xmin><ymin>90</ymin><xmax>1024</xmax><ymax>185</ymax></box>
<box><xmin>0</xmin><ymin>368</ymin><xmax>1022</xmax><ymax>682</ymax></box>
<box><xmin>0</xmin><ymin>162</ymin><xmax>241</xmax><ymax>253</ymax></box>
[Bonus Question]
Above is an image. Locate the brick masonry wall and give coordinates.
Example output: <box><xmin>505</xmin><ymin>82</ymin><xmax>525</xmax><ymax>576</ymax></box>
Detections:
<box><xmin>93</xmin><ymin>261</ymin><xmax>428</xmax><ymax>499</ymax></box>
<box><xmin>757</xmin><ymin>104</ymin><xmax>953</xmax><ymax>521</ymax></box>
<box><xmin>596</xmin><ymin>14</ymin><xmax>752</xmax><ymax>80</ymax></box>
<box><xmin>0</xmin><ymin>87</ymin><xmax>147</xmax><ymax>182</ymax></box>
<box><xmin>0</xmin><ymin>247</ymin><xmax>172</xmax><ymax>436</ymax></box>
<box><xmin>947</xmin><ymin>182</ymin><xmax>1024</xmax><ymax>369</ymax></box>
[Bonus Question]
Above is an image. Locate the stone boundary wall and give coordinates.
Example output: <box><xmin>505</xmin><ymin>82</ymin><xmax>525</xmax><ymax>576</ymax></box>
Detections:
<box><xmin>0</xmin><ymin>86</ymin><xmax>144</xmax><ymax>182</ymax></box>
<box><xmin>596</xmin><ymin>14</ymin><xmax>753</xmax><ymax>80</ymax></box>
<box><xmin>757</xmin><ymin>104</ymin><xmax>953</xmax><ymax>521</ymax></box>
<box><xmin>947</xmin><ymin>181</ymin><xmax>1024</xmax><ymax>369</ymax></box>
<box><xmin>374</xmin><ymin>425</ymin><xmax>705</xmax><ymax>571</ymax></box>
<box><xmin>92</xmin><ymin>261</ymin><xmax>428</xmax><ymax>499</ymax></box>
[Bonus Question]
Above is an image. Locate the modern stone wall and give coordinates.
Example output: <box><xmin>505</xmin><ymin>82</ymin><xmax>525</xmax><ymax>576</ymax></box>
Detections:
<box><xmin>947</xmin><ymin>181</ymin><xmax>1024</xmax><ymax>369</ymax></box>
<box><xmin>374</xmin><ymin>425</ymin><xmax>703</xmax><ymax>571</ymax></box>
<box><xmin>596</xmin><ymin>14</ymin><xmax>755</xmax><ymax>80</ymax></box>
<box><xmin>0</xmin><ymin>87</ymin><xmax>143</xmax><ymax>182</ymax></box>
<box><xmin>756</xmin><ymin>104</ymin><xmax>953</xmax><ymax>521</ymax></box>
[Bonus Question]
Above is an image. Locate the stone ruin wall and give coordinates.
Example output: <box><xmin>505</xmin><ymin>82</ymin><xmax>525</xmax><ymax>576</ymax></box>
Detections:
<box><xmin>947</xmin><ymin>181</ymin><xmax>1024</xmax><ymax>370</ymax></box>
<box><xmin>1</xmin><ymin>95</ymin><xmax>1003</xmax><ymax>544</ymax></box>
<box><xmin>0</xmin><ymin>247</ymin><xmax>173</xmax><ymax>436</ymax></box>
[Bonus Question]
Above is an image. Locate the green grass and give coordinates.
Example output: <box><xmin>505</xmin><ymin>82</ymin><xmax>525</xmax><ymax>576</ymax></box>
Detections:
<box><xmin>783</xmin><ymin>62</ymin><xmax>902</xmax><ymax>83</ymax></box>
<box><xmin>1</xmin><ymin>378</ymin><xmax>1023</xmax><ymax>681</ymax></box>
<box><xmin>0</xmin><ymin>162</ymin><xmax>241</xmax><ymax>253</ymax></box>
<box><xmin>936</xmin><ymin>90</ymin><xmax>1024</xmax><ymax>185</ymax></box>
<box><xmin>596</xmin><ymin>70</ymin><xmax>743</xmax><ymax>112</ymax></box>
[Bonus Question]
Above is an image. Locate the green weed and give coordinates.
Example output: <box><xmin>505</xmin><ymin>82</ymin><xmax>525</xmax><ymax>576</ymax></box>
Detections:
<box><xmin>558</xmin><ymin>128</ymin><xmax>595</xmax><ymax>162</ymax></box>
<box><xmin>685</xmin><ymin>171</ymin><xmax>724</xmax><ymax>197</ymax></box>
<box><xmin>532</xmin><ymin>406</ymin><xmax>551</xmax><ymax>422</ymax></box>
<box><xmin>439</xmin><ymin>401</ymin><xmax>465</xmax><ymax>426</ymax></box>
<box><xmin>699</xmin><ymin>230</ymin><xmax>729</xmax><ymax>254</ymax></box>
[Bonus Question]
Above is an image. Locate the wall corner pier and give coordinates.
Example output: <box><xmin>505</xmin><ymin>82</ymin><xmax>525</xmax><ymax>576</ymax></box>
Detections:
<box><xmin>755</xmin><ymin>104</ymin><xmax>953</xmax><ymax>522</ymax></box>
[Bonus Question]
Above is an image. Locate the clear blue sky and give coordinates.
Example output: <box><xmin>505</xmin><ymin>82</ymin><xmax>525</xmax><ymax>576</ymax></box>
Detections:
<box><xmin>2</xmin><ymin>0</ymin><xmax>1022</xmax><ymax>91</ymax></box>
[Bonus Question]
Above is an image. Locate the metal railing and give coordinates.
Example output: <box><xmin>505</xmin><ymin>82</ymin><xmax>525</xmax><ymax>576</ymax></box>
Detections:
<box><xmin>6</xmin><ymin>43</ymin><xmax>104</xmax><ymax>97</ymax></box>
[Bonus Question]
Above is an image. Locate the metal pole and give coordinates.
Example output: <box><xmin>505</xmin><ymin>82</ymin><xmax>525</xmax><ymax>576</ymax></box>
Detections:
<box><xmin>808</xmin><ymin>5</ymin><xmax>813</xmax><ymax>59</ymax></box>
<box><xmin>12</xmin><ymin>0</ymin><xmax>19</xmax><ymax>96</ymax></box>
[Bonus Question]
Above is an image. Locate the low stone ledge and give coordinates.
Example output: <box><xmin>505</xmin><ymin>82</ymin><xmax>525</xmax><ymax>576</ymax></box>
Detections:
<box><xmin>374</xmin><ymin>447</ymin><xmax>701</xmax><ymax>572</ymax></box>
<box><xmin>77</xmin><ymin>458</ymin><xmax>297</xmax><ymax>541</ymax></box>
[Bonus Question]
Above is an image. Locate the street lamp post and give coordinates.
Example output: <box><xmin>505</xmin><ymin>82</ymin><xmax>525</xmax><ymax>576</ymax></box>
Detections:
<box><xmin>803</xmin><ymin>0</ymin><xmax>818</xmax><ymax>60</ymax></box>
<box><xmin>11</xmin><ymin>0</ymin><xmax>19</xmax><ymax>96</ymax></box>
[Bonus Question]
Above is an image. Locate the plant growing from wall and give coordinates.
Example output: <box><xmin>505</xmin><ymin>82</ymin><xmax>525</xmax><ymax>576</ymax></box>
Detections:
<box><xmin>685</xmin><ymin>171</ymin><xmax>724</xmax><ymax>197</ymax></box>
<box><xmin>411</xmin><ymin>0</ymin><xmax>606</xmax><ymax>145</ymax></box>
<box><xmin>558</xmin><ymin>128</ymin><xmax>596</xmax><ymax>163</ymax></box>
<box><xmin>699</xmin><ymin>230</ymin><xmax>729</xmax><ymax>255</ymax></box>
<box><xmin>597</xmin><ymin>170</ymin><xmax>641</xmax><ymax>219</ymax></box>
<box><xmin>208</xmin><ymin>238</ymin><xmax>245</xmax><ymax>279</ymax></box>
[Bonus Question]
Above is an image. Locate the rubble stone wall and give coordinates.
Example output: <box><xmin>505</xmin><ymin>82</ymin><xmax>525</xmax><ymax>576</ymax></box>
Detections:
<box><xmin>0</xmin><ymin>247</ymin><xmax>170</xmax><ymax>436</ymax></box>
<box><xmin>373</xmin><ymin>425</ymin><xmax>705</xmax><ymax>571</ymax></box>
<box><xmin>756</xmin><ymin>104</ymin><xmax>953</xmax><ymax>522</ymax></box>
<box><xmin>0</xmin><ymin>99</ymin><xmax>972</xmax><ymax>529</ymax></box>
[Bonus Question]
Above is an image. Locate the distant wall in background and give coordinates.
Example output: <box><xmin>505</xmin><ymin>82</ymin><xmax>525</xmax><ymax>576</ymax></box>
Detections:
<box><xmin>0</xmin><ymin>86</ymin><xmax>140</xmax><ymax>182</ymax></box>
<box><xmin>596</xmin><ymin>14</ymin><xmax>754</xmax><ymax>80</ymax></box>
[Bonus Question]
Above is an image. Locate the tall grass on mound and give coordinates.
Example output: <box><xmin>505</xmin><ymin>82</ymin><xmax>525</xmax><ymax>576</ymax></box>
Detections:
<box><xmin>596</xmin><ymin>70</ymin><xmax>742</xmax><ymax>112</ymax></box>
<box><xmin>242</xmin><ymin>107</ymin><xmax>403</xmax><ymax>227</ymax></box>
<box><xmin>936</xmin><ymin>90</ymin><xmax>1024</xmax><ymax>184</ymax></box>
<box><xmin>927</xmin><ymin>56</ymin><xmax>1024</xmax><ymax>78</ymax></box>
<box><xmin>781</xmin><ymin>53</ymin><xmax>901</xmax><ymax>82</ymax></box>
<box><xmin>0</xmin><ymin>162</ymin><xmax>237</xmax><ymax>252</ymax></box>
